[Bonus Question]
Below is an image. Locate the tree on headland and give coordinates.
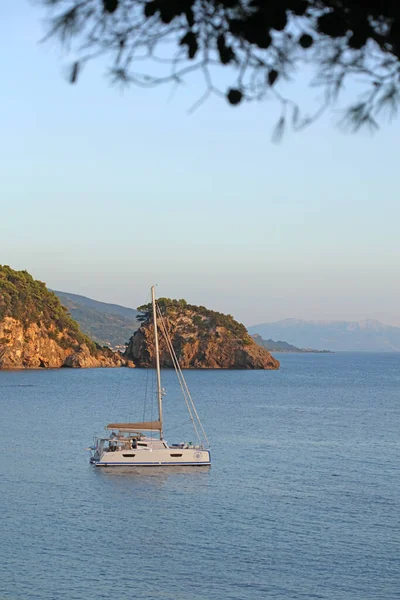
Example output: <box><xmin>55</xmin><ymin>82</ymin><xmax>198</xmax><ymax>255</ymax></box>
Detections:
<box><xmin>39</xmin><ymin>1</ymin><xmax>400</xmax><ymax>135</ymax></box>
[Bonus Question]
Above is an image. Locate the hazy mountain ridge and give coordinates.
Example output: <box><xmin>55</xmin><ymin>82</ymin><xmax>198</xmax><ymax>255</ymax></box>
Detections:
<box><xmin>248</xmin><ymin>319</ymin><xmax>400</xmax><ymax>352</ymax></box>
<box><xmin>251</xmin><ymin>334</ymin><xmax>332</xmax><ymax>353</ymax></box>
<box><xmin>52</xmin><ymin>290</ymin><xmax>400</xmax><ymax>352</ymax></box>
<box><xmin>53</xmin><ymin>290</ymin><xmax>140</xmax><ymax>348</ymax></box>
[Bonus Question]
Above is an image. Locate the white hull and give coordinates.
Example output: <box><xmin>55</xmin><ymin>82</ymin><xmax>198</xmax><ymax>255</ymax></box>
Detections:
<box><xmin>89</xmin><ymin>287</ymin><xmax>211</xmax><ymax>469</ymax></box>
<box><xmin>93</xmin><ymin>447</ymin><xmax>211</xmax><ymax>467</ymax></box>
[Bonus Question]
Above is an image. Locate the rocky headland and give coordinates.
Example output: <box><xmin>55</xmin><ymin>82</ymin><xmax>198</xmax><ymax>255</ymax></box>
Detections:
<box><xmin>0</xmin><ymin>266</ymin><xmax>124</xmax><ymax>369</ymax></box>
<box><xmin>0</xmin><ymin>267</ymin><xmax>279</xmax><ymax>370</ymax></box>
<box><xmin>125</xmin><ymin>298</ymin><xmax>279</xmax><ymax>370</ymax></box>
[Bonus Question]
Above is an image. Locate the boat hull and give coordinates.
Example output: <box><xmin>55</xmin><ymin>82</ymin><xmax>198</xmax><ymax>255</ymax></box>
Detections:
<box><xmin>92</xmin><ymin>448</ymin><xmax>211</xmax><ymax>467</ymax></box>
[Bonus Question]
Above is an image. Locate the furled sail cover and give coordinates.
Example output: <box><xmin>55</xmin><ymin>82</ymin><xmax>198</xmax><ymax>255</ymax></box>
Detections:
<box><xmin>106</xmin><ymin>421</ymin><xmax>162</xmax><ymax>431</ymax></box>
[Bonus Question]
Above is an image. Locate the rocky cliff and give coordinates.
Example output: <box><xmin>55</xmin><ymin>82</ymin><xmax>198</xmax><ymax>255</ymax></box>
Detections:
<box><xmin>125</xmin><ymin>298</ymin><xmax>279</xmax><ymax>370</ymax></box>
<box><xmin>0</xmin><ymin>266</ymin><xmax>124</xmax><ymax>369</ymax></box>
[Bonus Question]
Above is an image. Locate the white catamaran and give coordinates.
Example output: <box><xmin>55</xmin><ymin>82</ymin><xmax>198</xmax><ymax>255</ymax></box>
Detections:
<box><xmin>89</xmin><ymin>286</ymin><xmax>211</xmax><ymax>467</ymax></box>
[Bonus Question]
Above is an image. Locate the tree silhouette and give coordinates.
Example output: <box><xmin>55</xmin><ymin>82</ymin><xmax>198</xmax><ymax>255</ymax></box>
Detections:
<box><xmin>40</xmin><ymin>1</ymin><xmax>400</xmax><ymax>134</ymax></box>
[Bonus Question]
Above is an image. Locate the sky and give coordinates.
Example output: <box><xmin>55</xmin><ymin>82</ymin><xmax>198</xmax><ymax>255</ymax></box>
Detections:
<box><xmin>1</xmin><ymin>2</ymin><xmax>400</xmax><ymax>327</ymax></box>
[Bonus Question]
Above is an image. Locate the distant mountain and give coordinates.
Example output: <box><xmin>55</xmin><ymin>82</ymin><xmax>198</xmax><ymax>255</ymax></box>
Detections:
<box><xmin>54</xmin><ymin>291</ymin><xmax>140</xmax><ymax>349</ymax></box>
<box><xmin>251</xmin><ymin>334</ymin><xmax>331</xmax><ymax>353</ymax></box>
<box><xmin>248</xmin><ymin>319</ymin><xmax>400</xmax><ymax>352</ymax></box>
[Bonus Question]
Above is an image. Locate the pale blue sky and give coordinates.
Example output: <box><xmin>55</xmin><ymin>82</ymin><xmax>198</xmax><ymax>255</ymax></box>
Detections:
<box><xmin>1</xmin><ymin>2</ymin><xmax>400</xmax><ymax>326</ymax></box>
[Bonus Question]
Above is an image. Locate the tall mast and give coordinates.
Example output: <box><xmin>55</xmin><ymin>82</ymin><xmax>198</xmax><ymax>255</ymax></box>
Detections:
<box><xmin>151</xmin><ymin>285</ymin><xmax>163</xmax><ymax>440</ymax></box>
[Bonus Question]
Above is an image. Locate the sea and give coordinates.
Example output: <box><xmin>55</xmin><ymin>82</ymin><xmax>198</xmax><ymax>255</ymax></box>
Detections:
<box><xmin>0</xmin><ymin>352</ymin><xmax>399</xmax><ymax>600</ymax></box>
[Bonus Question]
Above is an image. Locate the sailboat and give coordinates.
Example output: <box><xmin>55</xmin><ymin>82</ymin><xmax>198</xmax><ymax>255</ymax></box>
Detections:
<box><xmin>89</xmin><ymin>286</ymin><xmax>211</xmax><ymax>467</ymax></box>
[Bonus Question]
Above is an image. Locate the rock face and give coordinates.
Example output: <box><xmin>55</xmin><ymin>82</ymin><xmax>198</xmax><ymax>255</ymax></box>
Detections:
<box><xmin>0</xmin><ymin>266</ymin><xmax>125</xmax><ymax>369</ymax></box>
<box><xmin>125</xmin><ymin>298</ymin><xmax>279</xmax><ymax>370</ymax></box>
<box><xmin>0</xmin><ymin>317</ymin><xmax>124</xmax><ymax>370</ymax></box>
<box><xmin>0</xmin><ymin>317</ymin><xmax>68</xmax><ymax>369</ymax></box>
<box><xmin>62</xmin><ymin>343</ymin><xmax>125</xmax><ymax>369</ymax></box>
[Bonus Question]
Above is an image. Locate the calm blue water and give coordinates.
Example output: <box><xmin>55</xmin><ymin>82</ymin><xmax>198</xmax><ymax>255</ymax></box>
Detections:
<box><xmin>1</xmin><ymin>353</ymin><xmax>399</xmax><ymax>600</ymax></box>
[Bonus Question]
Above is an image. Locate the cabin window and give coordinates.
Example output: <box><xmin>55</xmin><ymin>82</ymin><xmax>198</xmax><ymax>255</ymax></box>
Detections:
<box><xmin>170</xmin><ymin>453</ymin><xmax>183</xmax><ymax>457</ymax></box>
<box><xmin>137</xmin><ymin>443</ymin><xmax>148</xmax><ymax>447</ymax></box>
<box><xmin>122</xmin><ymin>454</ymin><xmax>136</xmax><ymax>458</ymax></box>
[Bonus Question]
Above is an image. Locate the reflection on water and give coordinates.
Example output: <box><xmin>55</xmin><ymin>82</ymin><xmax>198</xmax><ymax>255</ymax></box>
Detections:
<box><xmin>95</xmin><ymin>465</ymin><xmax>211</xmax><ymax>488</ymax></box>
<box><xmin>1</xmin><ymin>353</ymin><xmax>400</xmax><ymax>600</ymax></box>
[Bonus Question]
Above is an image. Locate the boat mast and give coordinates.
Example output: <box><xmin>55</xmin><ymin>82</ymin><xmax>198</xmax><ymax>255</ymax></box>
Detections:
<box><xmin>151</xmin><ymin>285</ymin><xmax>163</xmax><ymax>440</ymax></box>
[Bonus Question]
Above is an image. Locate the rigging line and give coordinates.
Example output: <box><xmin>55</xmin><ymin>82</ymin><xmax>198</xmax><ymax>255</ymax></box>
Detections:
<box><xmin>157</xmin><ymin>306</ymin><xmax>210</xmax><ymax>447</ymax></box>
<box><xmin>158</xmin><ymin>310</ymin><xmax>207</xmax><ymax>447</ymax></box>
<box><xmin>157</xmin><ymin>307</ymin><xmax>204</xmax><ymax>446</ymax></box>
<box><xmin>156</xmin><ymin>308</ymin><xmax>197</xmax><ymax>424</ymax></box>
<box><xmin>179</xmin><ymin>373</ymin><xmax>210</xmax><ymax>447</ymax></box>
<box><xmin>159</xmin><ymin>329</ymin><xmax>200</xmax><ymax>443</ymax></box>
<box><xmin>156</xmin><ymin>308</ymin><xmax>200</xmax><ymax>439</ymax></box>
